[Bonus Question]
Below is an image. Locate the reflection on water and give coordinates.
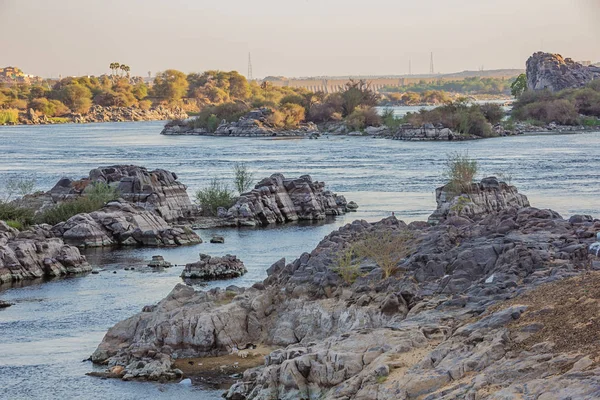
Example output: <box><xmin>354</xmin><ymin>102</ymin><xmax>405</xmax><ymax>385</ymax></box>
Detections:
<box><xmin>0</xmin><ymin>121</ymin><xmax>599</xmax><ymax>399</ymax></box>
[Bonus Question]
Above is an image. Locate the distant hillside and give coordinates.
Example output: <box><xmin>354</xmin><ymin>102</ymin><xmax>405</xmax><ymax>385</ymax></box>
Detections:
<box><xmin>272</xmin><ymin>69</ymin><xmax>523</xmax><ymax>82</ymax></box>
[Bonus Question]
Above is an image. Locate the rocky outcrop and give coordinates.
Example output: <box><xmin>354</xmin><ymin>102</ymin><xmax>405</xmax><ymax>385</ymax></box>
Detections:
<box><xmin>225</xmin><ymin>174</ymin><xmax>350</xmax><ymax>226</ymax></box>
<box><xmin>181</xmin><ymin>254</ymin><xmax>246</xmax><ymax>280</ymax></box>
<box><xmin>428</xmin><ymin>177</ymin><xmax>530</xmax><ymax>225</ymax></box>
<box><xmin>161</xmin><ymin>108</ymin><xmax>319</xmax><ymax>137</ymax></box>
<box><xmin>90</xmin><ymin>183</ymin><xmax>600</xmax><ymax>398</ymax></box>
<box><xmin>51</xmin><ymin>200</ymin><xmax>201</xmax><ymax>248</ymax></box>
<box><xmin>148</xmin><ymin>255</ymin><xmax>172</xmax><ymax>268</ymax></box>
<box><xmin>391</xmin><ymin>124</ymin><xmax>460</xmax><ymax>141</ymax></box>
<box><xmin>526</xmin><ymin>52</ymin><xmax>600</xmax><ymax>92</ymax></box>
<box><xmin>0</xmin><ymin>220</ymin><xmax>90</xmax><ymax>284</ymax></box>
<box><xmin>19</xmin><ymin>165</ymin><xmax>198</xmax><ymax>223</ymax></box>
<box><xmin>19</xmin><ymin>105</ymin><xmax>188</xmax><ymax>125</ymax></box>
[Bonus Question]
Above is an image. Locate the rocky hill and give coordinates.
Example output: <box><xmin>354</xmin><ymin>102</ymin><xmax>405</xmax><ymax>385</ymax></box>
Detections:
<box><xmin>526</xmin><ymin>52</ymin><xmax>600</xmax><ymax>92</ymax></box>
<box><xmin>89</xmin><ymin>177</ymin><xmax>600</xmax><ymax>398</ymax></box>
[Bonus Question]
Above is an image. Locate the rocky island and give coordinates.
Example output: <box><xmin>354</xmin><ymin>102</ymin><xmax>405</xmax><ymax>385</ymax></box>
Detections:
<box><xmin>89</xmin><ymin>177</ymin><xmax>600</xmax><ymax>398</ymax></box>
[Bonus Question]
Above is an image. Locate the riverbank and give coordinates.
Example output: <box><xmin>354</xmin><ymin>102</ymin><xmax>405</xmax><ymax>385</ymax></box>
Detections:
<box><xmin>1</xmin><ymin>105</ymin><xmax>188</xmax><ymax>125</ymax></box>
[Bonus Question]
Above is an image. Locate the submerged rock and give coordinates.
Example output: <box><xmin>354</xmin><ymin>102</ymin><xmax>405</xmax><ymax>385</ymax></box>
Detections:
<box><xmin>226</xmin><ymin>174</ymin><xmax>351</xmax><ymax>226</ymax></box>
<box><xmin>0</xmin><ymin>300</ymin><xmax>14</xmax><ymax>308</ymax></box>
<box><xmin>210</xmin><ymin>235</ymin><xmax>225</xmax><ymax>244</ymax></box>
<box><xmin>181</xmin><ymin>254</ymin><xmax>246</xmax><ymax>280</ymax></box>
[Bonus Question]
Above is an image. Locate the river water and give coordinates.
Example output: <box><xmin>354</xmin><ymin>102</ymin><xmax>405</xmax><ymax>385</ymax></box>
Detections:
<box><xmin>0</xmin><ymin>121</ymin><xmax>599</xmax><ymax>400</ymax></box>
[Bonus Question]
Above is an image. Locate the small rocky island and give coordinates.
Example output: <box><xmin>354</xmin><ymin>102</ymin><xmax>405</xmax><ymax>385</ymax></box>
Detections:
<box><xmin>181</xmin><ymin>254</ymin><xmax>246</xmax><ymax>280</ymax></box>
<box><xmin>90</xmin><ymin>177</ymin><xmax>600</xmax><ymax>398</ymax></box>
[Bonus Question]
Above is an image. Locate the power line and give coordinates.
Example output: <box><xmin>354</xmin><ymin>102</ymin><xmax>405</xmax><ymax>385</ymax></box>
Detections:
<box><xmin>430</xmin><ymin>52</ymin><xmax>435</xmax><ymax>75</ymax></box>
<box><xmin>247</xmin><ymin>53</ymin><xmax>253</xmax><ymax>81</ymax></box>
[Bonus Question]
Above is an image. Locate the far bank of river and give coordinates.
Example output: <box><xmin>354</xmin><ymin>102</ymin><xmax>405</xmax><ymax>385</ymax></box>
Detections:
<box><xmin>0</xmin><ymin>121</ymin><xmax>599</xmax><ymax>399</ymax></box>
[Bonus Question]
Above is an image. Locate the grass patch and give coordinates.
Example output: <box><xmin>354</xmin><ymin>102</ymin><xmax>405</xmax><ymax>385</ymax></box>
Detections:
<box><xmin>48</xmin><ymin>117</ymin><xmax>71</xmax><ymax>124</ymax></box>
<box><xmin>443</xmin><ymin>152</ymin><xmax>478</xmax><ymax>195</ymax></box>
<box><xmin>0</xmin><ymin>202</ymin><xmax>34</xmax><ymax>229</ymax></box>
<box><xmin>0</xmin><ymin>109</ymin><xmax>19</xmax><ymax>124</ymax></box>
<box><xmin>195</xmin><ymin>178</ymin><xmax>236</xmax><ymax>217</ymax></box>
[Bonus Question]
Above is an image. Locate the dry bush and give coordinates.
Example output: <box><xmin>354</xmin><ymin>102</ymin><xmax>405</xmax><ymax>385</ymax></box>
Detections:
<box><xmin>443</xmin><ymin>152</ymin><xmax>478</xmax><ymax>195</ymax></box>
<box><xmin>354</xmin><ymin>230</ymin><xmax>413</xmax><ymax>279</ymax></box>
<box><xmin>334</xmin><ymin>247</ymin><xmax>362</xmax><ymax>284</ymax></box>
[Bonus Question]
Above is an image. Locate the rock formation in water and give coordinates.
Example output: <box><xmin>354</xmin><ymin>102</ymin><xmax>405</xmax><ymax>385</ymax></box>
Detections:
<box><xmin>19</xmin><ymin>165</ymin><xmax>199</xmax><ymax>224</ymax></box>
<box><xmin>90</xmin><ymin>180</ymin><xmax>600</xmax><ymax>398</ymax></box>
<box><xmin>225</xmin><ymin>174</ymin><xmax>350</xmax><ymax>226</ymax></box>
<box><xmin>0</xmin><ymin>221</ymin><xmax>90</xmax><ymax>284</ymax></box>
<box><xmin>51</xmin><ymin>200</ymin><xmax>201</xmax><ymax>248</ymax></box>
<box><xmin>19</xmin><ymin>105</ymin><xmax>188</xmax><ymax>125</ymax></box>
<box><xmin>526</xmin><ymin>52</ymin><xmax>600</xmax><ymax>92</ymax></box>
<box><xmin>428</xmin><ymin>177</ymin><xmax>530</xmax><ymax>224</ymax></box>
<box><xmin>181</xmin><ymin>254</ymin><xmax>246</xmax><ymax>280</ymax></box>
<box><xmin>161</xmin><ymin>108</ymin><xmax>319</xmax><ymax>137</ymax></box>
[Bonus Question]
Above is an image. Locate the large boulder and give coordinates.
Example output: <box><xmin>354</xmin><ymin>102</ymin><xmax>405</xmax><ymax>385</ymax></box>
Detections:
<box><xmin>428</xmin><ymin>177</ymin><xmax>530</xmax><ymax>224</ymax></box>
<box><xmin>51</xmin><ymin>200</ymin><xmax>201</xmax><ymax>248</ymax></box>
<box><xmin>181</xmin><ymin>254</ymin><xmax>246</xmax><ymax>280</ymax></box>
<box><xmin>0</xmin><ymin>221</ymin><xmax>90</xmax><ymax>284</ymax></box>
<box><xmin>526</xmin><ymin>52</ymin><xmax>600</xmax><ymax>92</ymax></box>
<box><xmin>226</xmin><ymin>174</ymin><xmax>350</xmax><ymax>226</ymax></box>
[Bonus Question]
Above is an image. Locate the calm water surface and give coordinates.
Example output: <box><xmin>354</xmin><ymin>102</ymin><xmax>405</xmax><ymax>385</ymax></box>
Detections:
<box><xmin>0</xmin><ymin>121</ymin><xmax>599</xmax><ymax>399</ymax></box>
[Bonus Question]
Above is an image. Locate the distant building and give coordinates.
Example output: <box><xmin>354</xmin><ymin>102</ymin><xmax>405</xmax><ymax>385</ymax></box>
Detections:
<box><xmin>578</xmin><ymin>60</ymin><xmax>592</xmax><ymax>66</ymax></box>
<box><xmin>0</xmin><ymin>66</ymin><xmax>42</xmax><ymax>84</ymax></box>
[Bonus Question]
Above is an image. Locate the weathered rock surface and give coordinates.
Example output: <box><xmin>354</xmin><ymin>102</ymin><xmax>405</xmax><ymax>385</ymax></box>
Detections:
<box><xmin>20</xmin><ymin>165</ymin><xmax>198</xmax><ymax>223</ymax></box>
<box><xmin>226</xmin><ymin>174</ymin><xmax>350</xmax><ymax>226</ymax></box>
<box><xmin>391</xmin><ymin>124</ymin><xmax>461</xmax><ymax>141</ymax></box>
<box><xmin>0</xmin><ymin>299</ymin><xmax>13</xmax><ymax>308</ymax></box>
<box><xmin>181</xmin><ymin>254</ymin><xmax>246</xmax><ymax>280</ymax></box>
<box><xmin>91</xmin><ymin>181</ymin><xmax>600</xmax><ymax>398</ymax></box>
<box><xmin>148</xmin><ymin>255</ymin><xmax>172</xmax><ymax>268</ymax></box>
<box><xmin>161</xmin><ymin>108</ymin><xmax>319</xmax><ymax>137</ymax></box>
<box><xmin>19</xmin><ymin>105</ymin><xmax>188</xmax><ymax>125</ymax></box>
<box><xmin>526</xmin><ymin>52</ymin><xmax>600</xmax><ymax>92</ymax></box>
<box><xmin>51</xmin><ymin>200</ymin><xmax>201</xmax><ymax>248</ymax></box>
<box><xmin>428</xmin><ymin>177</ymin><xmax>530</xmax><ymax>225</ymax></box>
<box><xmin>0</xmin><ymin>220</ymin><xmax>90</xmax><ymax>284</ymax></box>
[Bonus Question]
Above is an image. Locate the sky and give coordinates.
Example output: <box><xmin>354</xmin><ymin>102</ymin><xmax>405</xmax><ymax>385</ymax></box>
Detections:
<box><xmin>0</xmin><ymin>0</ymin><xmax>599</xmax><ymax>79</ymax></box>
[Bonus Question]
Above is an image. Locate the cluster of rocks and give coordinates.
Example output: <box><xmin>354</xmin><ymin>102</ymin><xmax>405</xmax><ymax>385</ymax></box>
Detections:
<box><xmin>224</xmin><ymin>174</ymin><xmax>353</xmax><ymax>226</ymax></box>
<box><xmin>427</xmin><ymin>176</ymin><xmax>531</xmax><ymax>224</ymax></box>
<box><xmin>91</xmin><ymin>178</ymin><xmax>600</xmax><ymax>398</ymax></box>
<box><xmin>161</xmin><ymin>108</ymin><xmax>319</xmax><ymax>137</ymax></box>
<box><xmin>0</xmin><ymin>221</ymin><xmax>90</xmax><ymax>284</ymax></box>
<box><xmin>20</xmin><ymin>105</ymin><xmax>188</xmax><ymax>125</ymax></box>
<box><xmin>19</xmin><ymin>165</ymin><xmax>199</xmax><ymax>224</ymax></box>
<box><xmin>526</xmin><ymin>52</ymin><xmax>600</xmax><ymax>92</ymax></box>
<box><xmin>51</xmin><ymin>200</ymin><xmax>201</xmax><ymax>248</ymax></box>
<box><xmin>390</xmin><ymin>123</ymin><xmax>461</xmax><ymax>141</ymax></box>
<box><xmin>181</xmin><ymin>254</ymin><xmax>246</xmax><ymax>280</ymax></box>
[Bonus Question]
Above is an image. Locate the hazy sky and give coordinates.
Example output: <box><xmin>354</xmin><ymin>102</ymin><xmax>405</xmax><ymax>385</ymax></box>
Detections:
<box><xmin>1</xmin><ymin>0</ymin><xmax>598</xmax><ymax>78</ymax></box>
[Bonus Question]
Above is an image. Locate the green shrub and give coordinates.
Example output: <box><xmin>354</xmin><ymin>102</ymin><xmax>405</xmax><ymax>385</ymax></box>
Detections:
<box><xmin>353</xmin><ymin>230</ymin><xmax>413</xmax><ymax>279</ymax></box>
<box><xmin>187</xmin><ymin>102</ymin><xmax>250</xmax><ymax>131</ymax></box>
<box><xmin>36</xmin><ymin>182</ymin><xmax>119</xmax><ymax>225</ymax></box>
<box><xmin>443</xmin><ymin>152</ymin><xmax>478</xmax><ymax>195</ymax></box>
<box><xmin>346</xmin><ymin>106</ymin><xmax>381</xmax><ymax>131</ymax></box>
<box><xmin>0</xmin><ymin>109</ymin><xmax>19</xmax><ymax>124</ymax></box>
<box><xmin>478</xmin><ymin>103</ymin><xmax>505</xmax><ymax>125</ymax></box>
<box><xmin>406</xmin><ymin>101</ymin><xmax>495</xmax><ymax>137</ymax></box>
<box><xmin>381</xmin><ymin>108</ymin><xmax>404</xmax><ymax>129</ymax></box>
<box><xmin>333</xmin><ymin>247</ymin><xmax>362</xmax><ymax>284</ymax></box>
<box><xmin>0</xmin><ymin>202</ymin><xmax>34</xmax><ymax>228</ymax></box>
<box><xmin>6</xmin><ymin>220</ymin><xmax>24</xmax><ymax>230</ymax></box>
<box><xmin>233</xmin><ymin>163</ymin><xmax>254</xmax><ymax>194</ymax></box>
<box><xmin>195</xmin><ymin>178</ymin><xmax>236</xmax><ymax>217</ymax></box>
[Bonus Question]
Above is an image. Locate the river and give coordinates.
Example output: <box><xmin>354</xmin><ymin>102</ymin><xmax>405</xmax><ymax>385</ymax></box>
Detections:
<box><xmin>0</xmin><ymin>121</ymin><xmax>599</xmax><ymax>400</ymax></box>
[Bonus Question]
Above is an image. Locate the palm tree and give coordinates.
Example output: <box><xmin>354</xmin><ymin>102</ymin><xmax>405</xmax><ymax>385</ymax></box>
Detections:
<box><xmin>119</xmin><ymin>64</ymin><xmax>127</xmax><ymax>77</ymax></box>
<box><xmin>123</xmin><ymin>65</ymin><xmax>131</xmax><ymax>79</ymax></box>
<box><xmin>110</xmin><ymin>62</ymin><xmax>120</xmax><ymax>76</ymax></box>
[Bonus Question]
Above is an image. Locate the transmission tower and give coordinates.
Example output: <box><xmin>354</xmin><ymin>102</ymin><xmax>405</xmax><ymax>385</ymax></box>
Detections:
<box><xmin>247</xmin><ymin>53</ymin><xmax>253</xmax><ymax>81</ymax></box>
<box><xmin>429</xmin><ymin>52</ymin><xmax>435</xmax><ymax>75</ymax></box>
<box><xmin>409</xmin><ymin>59</ymin><xmax>412</xmax><ymax>75</ymax></box>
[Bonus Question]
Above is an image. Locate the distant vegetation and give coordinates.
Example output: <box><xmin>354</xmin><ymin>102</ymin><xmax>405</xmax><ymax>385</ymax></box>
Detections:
<box><xmin>511</xmin><ymin>80</ymin><xmax>600</xmax><ymax>125</ymax></box>
<box><xmin>382</xmin><ymin>77</ymin><xmax>515</xmax><ymax>99</ymax></box>
<box><xmin>404</xmin><ymin>101</ymin><xmax>505</xmax><ymax>138</ymax></box>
